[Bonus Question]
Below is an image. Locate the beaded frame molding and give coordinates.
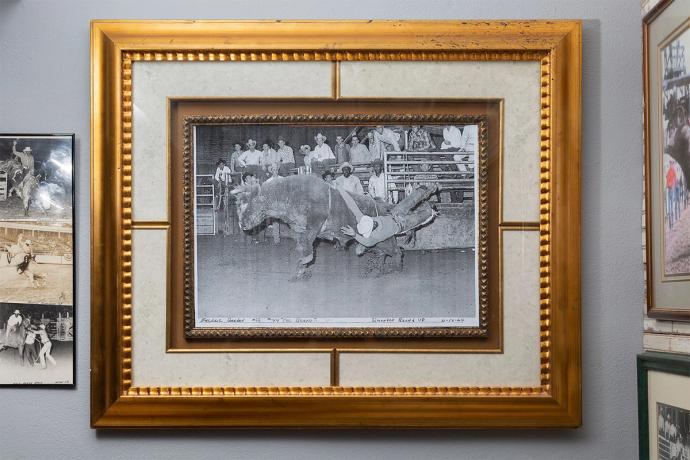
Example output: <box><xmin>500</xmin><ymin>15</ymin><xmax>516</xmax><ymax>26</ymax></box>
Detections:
<box><xmin>91</xmin><ymin>20</ymin><xmax>581</xmax><ymax>428</ymax></box>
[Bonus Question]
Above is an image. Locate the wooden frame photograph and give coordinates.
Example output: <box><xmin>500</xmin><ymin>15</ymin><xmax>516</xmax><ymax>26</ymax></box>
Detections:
<box><xmin>637</xmin><ymin>352</ymin><xmax>690</xmax><ymax>460</ymax></box>
<box><xmin>91</xmin><ymin>20</ymin><xmax>581</xmax><ymax>428</ymax></box>
<box><xmin>170</xmin><ymin>101</ymin><xmax>499</xmax><ymax>349</ymax></box>
<box><xmin>644</xmin><ymin>0</ymin><xmax>690</xmax><ymax>321</ymax></box>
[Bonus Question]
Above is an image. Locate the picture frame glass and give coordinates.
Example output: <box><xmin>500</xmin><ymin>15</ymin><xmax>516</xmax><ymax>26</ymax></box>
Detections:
<box><xmin>0</xmin><ymin>134</ymin><xmax>75</xmax><ymax>386</ymax></box>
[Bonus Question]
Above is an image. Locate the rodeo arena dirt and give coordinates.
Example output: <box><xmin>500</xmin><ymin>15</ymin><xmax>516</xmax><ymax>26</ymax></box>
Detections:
<box><xmin>0</xmin><ymin>221</ymin><xmax>73</xmax><ymax>305</ymax></box>
<box><xmin>0</xmin><ymin>303</ymin><xmax>74</xmax><ymax>385</ymax></box>
<box><xmin>193</xmin><ymin>124</ymin><xmax>479</xmax><ymax>323</ymax></box>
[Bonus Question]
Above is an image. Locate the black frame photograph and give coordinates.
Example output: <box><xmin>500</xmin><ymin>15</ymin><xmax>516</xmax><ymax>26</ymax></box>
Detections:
<box><xmin>0</xmin><ymin>133</ymin><xmax>75</xmax><ymax>386</ymax></box>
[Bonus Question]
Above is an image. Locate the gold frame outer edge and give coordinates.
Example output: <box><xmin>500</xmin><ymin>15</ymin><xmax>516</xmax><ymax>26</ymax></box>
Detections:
<box><xmin>90</xmin><ymin>20</ymin><xmax>581</xmax><ymax>429</ymax></box>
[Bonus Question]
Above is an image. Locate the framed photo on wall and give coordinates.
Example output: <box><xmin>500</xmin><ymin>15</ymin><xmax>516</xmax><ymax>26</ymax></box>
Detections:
<box><xmin>173</xmin><ymin>104</ymin><xmax>499</xmax><ymax>348</ymax></box>
<box><xmin>0</xmin><ymin>134</ymin><xmax>75</xmax><ymax>385</ymax></box>
<box><xmin>638</xmin><ymin>352</ymin><xmax>690</xmax><ymax>460</ymax></box>
<box><xmin>644</xmin><ymin>0</ymin><xmax>690</xmax><ymax>320</ymax></box>
<box><xmin>91</xmin><ymin>20</ymin><xmax>581</xmax><ymax>428</ymax></box>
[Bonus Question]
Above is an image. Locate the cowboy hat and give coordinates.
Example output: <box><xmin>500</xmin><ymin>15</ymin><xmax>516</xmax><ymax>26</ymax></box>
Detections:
<box><xmin>22</xmin><ymin>147</ymin><xmax>32</xmax><ymax>153</ymax></box>
<box><xmin>246</xmin><ymin>139</ymin><xmax>257</xmax><ymax>146</ymax></box>
<box><xmin>13</xmin><ymin>310</ymin><xmax>20</xmax><ymax>314</ymax></box>
<box><xmin>25</xmin><ymin>240</ymin><xmax>32</xmax><ymax>245</ymax></box>
<box><xmin>339</xmin><ymin>162</ymin><xmax>353</xmax><ymax>172</ymax></box>
<box><xmin>357</xmin><ymin>216</ymin><xmax>375</xmax><ymax>239</ymax></box>
<box><xmin>314</xmin><ymin>133</ymin><xmax>327</xmax><ymax>141</ymax></box>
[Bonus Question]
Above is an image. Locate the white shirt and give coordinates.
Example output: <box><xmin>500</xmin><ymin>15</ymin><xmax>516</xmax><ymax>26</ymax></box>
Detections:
<box><xmin>312</xmin><ymin>143</ymin><xmax>335</xmax><ymax>161</ymax></box>
<box><xmin>7</xmin><ymin>314</ymin><xmax>22</xmax><ymax>331</ymax></box>
<box><xmin>459</xmin><ymin>125</ymin><xmax>478</xmax><ymax>153</ymax></box>
<box><xmin>350</xmin><ymin>144</ymin><xmax>372</xmax><ymax>164</ymax></box>
<box><xmin>214</xmin><ymin>165</ymin><xmax>232</xmax><ymax>182</ymax></box>
<box><xmin>238</xmin><ymin>149</ymin><xmax>263</xmax><ymax>166</ymax></box>
<box><xmin>373</xmin><ymin>128</ymin><xmax>401</xmax><ymax>152</ymax></box>
<box><xmin>335</xmin><ymin>175</ymin><xmax>364</xmax><ymax>195</ymax></box>
<box><xmin>368</xmin><ymin>173</ymin><xmax>387</xmax><ymax>200</ymax></box>
<box><xmin>262</xmin><ymin>148</ymin><xmax>280</xmax><ymax>167</ymax></box>
<box><xmin>442</xmin><ymin>126</ymin><xmax>463</xmax><ymax>149</ymax></box>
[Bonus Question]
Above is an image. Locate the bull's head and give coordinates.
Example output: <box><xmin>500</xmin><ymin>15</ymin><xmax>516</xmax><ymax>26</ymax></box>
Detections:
<box><xmin>230</xmin><ymin>183</ymin><xmax>267</xmax><ymax>231</ymax></box>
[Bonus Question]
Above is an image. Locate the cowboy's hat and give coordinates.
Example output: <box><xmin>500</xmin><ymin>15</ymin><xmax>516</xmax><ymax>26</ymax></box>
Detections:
<box><xmin>25</xmin><ymin>240</ymin><xmax>32</xmax><ymax>245</ymax></box>
<box><xmin>357</xmin><ymin>216</ymin><xmax>374</xmax><ymax>239</ymax></box>
<box><xmin>246</xmin><ymin>139</ymin><xmax>257</xmax><ymax>146</ymax></box>
<box><xmin>314</xmin><ymin>133</ymin><xmax>327</xmax><ymax>141</ymax></box>
<box><xmin>13</xmin><ymin>310</ymin><xmax>20</xmax><ymax>314</ymax></box>
<box><xmin>22</xmin><ymin>147</ymin><xmax>32</xmax><ymax>153</ymax></box>
<box><xmin>339</xmin><ymin>162</ymin><xmax>353</xmax><ymax>172</ymax></box>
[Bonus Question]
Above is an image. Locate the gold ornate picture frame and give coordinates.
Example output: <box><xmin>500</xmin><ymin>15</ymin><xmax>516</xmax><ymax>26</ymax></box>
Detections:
<box><xmin>91</xmin><ymin>20</ymin><xmax>582</xmax><ymax>428</ymax></box>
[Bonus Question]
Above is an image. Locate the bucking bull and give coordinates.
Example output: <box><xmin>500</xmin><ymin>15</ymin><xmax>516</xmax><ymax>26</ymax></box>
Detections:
<box><xmin>231</xmin><ymin>174</ymin><xmax>438</xmax><ymax>280</ymax></box>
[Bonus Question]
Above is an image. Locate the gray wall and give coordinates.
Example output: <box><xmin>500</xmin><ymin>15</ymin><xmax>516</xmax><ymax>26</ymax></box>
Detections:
<box><xmin>0</xmin><ymin>1</ymin><xmax>643</xmax><ymax>459</ymax></box>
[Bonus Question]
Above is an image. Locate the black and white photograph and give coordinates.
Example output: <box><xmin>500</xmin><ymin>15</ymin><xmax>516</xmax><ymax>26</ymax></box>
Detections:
<box><xmin>0</xmin><ymin>302</ymin><xmax>74</xmax><ymax>385</ymax></box>
<box><xmin>0</xmin><ymin>135</ymin><xmax>73</xmax><ymax>220</ymax></box>
<box><xmin>657</xmin><ymin>402</ymin><xmax>690</xmax><ymax>460</ymax></box>
<box><xmin>0</xmin><ymin>221</ymin><xmax>73</xmax><ymax>305</ymax></box>
<box><xmin>191</xmin><ymin>121</ymin><xmax>483</xmax><ymax>331</ymax></box>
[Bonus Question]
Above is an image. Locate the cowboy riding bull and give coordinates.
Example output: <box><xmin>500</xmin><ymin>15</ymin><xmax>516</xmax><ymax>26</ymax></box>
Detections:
<box><xmin>230</xmin><ymin>174</ymin><xmax>438</xmax><ymax>280</ymax></box>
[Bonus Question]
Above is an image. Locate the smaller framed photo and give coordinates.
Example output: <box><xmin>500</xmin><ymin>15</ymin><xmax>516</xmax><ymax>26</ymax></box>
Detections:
<box><xmin>638</xmin><ymin>352</ymin><xmax>690</xmax><ymax>460</ymax></box>
<box><xmin>0</xmin><ymin>302</ymin><xmax>74</xmax><ymax>385</ymax></box>
<box><xmin>643</xmin><ymin>0</ymin><xmax>690</xmax><ymax>320</ymax></box>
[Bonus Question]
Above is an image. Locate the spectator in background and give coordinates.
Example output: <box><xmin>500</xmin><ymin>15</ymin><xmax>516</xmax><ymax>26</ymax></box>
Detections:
<box><xmin>229</xmin><ymin>143</ymin><xmax>243</xmax><ymax>173</ymax></box>
<box><xmin>213</xmin><ymin>159</ymin><xmax>232</xmax><ymax>211</ymax></box>
<box><xmin>312</xmin><ymin>133</ymin><xmax>335</xmax><ymax>162</ymax></box>
<box><xmin>441</xmin><ymin>125</ymin><xmax>463</xmax><ymax>150</ymax></box>
<box><xmin>349</xmin><ymin>135</ymin><xmax>371</xmax><ymax>164</ymax></box>
<box><xmin>366</xmin><ymin>131</ymin><xmax>379</xmax><ymax>161</ymax></box>
<box><xmin>322</xmin><ymin>170</ymin><xmax>335</xmax><ymax>186</ymax></box>
<box><xmin>276</xmin><ymin>137</ymin><xmax>295</xmax><ymax>175</ymax></box>
<box><xmin>333</xmin><ymin>135</ymin><xmax>350</xmax><ymax>164</ymax></box>
<box><xmin>335</xmin><ymin>162</ymin><xmax>363</xmax><ymax>195</ymax></box>
<box><xmin>408</xmin><ymin>125</ymin><xmax>435</xmax><ymax>151</ymax></box>
<box><xmin>310</xmin><ymin>133</ymin><xmax>336</xmax><ymax>174</ymax></box>
<box><xmin>459</xmin><ymin>124</ymin><xmax>478</xmax><ymax>153</ymax></box>
<box><xmin>261</xmin><ymin>142</ymin><xmax>280</xmax><ymax>170</ymax></box>
<box><xmin>373</xmin><ymin>126</ymin><xmax>401</xmax><ymax>157</ymax></box>
<box><xmin>238</xmin><ymin>139</ymin><xmax>263</xmax><ymax>167</ymax></box>
<box><xmin>367</xmin><ymin>160</ymin><xmax>387</xmax><ymax>201</ymax></box>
